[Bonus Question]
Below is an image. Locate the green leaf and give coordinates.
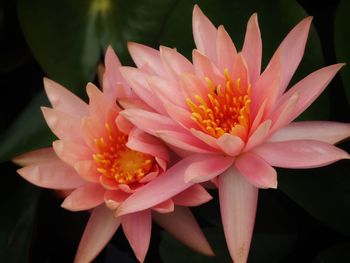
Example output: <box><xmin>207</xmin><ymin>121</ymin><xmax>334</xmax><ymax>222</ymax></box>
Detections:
<box><xmin>0</xmin><ymin>92</ymin><xmax>54</xmax><ymax>162</ymax></box>
<box><xmin>17</xmin><ymin>0</ymin><xmax>177</xmax><ymax>92</ymax></box>
<box><xmin>314</xmin><ymin>243</ymin><xmax>350</xmax><ymax>263</ymax></box>
<box><xmin>0</xmin><ymin>170</ymin><xmax>40</xmax><ymax>263</ymax></box>
<box><xmin>278</xmin><ymin>159</ymin><xmax>350</xmax><ymax>236</ymax></box>
<box><xmin>335</xmin><ymin>0</ymin><xmax>350</xmax><ymax>105</ymax></box>
<box><xmin>160</xmin><ymin>0</ymin><xmax>327</xmax><ymax>120</ymax></box>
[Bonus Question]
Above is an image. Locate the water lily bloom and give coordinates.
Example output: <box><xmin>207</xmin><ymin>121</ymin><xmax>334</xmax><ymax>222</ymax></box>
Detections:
<box><xmin>115</xmin><ymin>5</ymin><xmax>350</xmax><ymax>263</ymax></box>
<box><xmin>14</xmin><ymin>47</ymin><xmax>215</xmax><ymax>262</ymax></box>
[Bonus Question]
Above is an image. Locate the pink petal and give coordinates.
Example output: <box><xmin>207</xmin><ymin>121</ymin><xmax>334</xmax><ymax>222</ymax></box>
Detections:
<box><xmin>152</xmin><ymin>199</ymin><xmax>175</xmax><ymax>214</ymax></box>
<box><xmin>218</xmin><ymin>166</ymin><xmax>258</xmax><ymax>263</ymax></box>
<box><xmin>184</xmin><ymin>154</ymin><xmax>234</xmax><ymax>183</ymax></box>
<box><xmin>61</xmin><ymin>183</ymin><xmax>105</xmax><ymax>211</ymax></box>
<box><xmin>53</xmin><ymin>140</ymin><xmax>92</xmax><ymax>167</ymax></box>
<box><xmin>12</xmin><ymin>147</ymin><xmax>56</xmax><ymax>166</ymax></box>
<box><xmin>122</xmin><ymin>210</ymin><xmax>152</xmax><ymax>263</ymax></box>
<box><xmin>115</xmin><ymin>115</ymin><xmax>134</xmax><ymax>134</ymax></box>
<box><xmin>267</xmin><ymin>17</ymin><xmax>313</xmax><ymax>96</ymax></box>
<box><xmin>153</xmin><ymin>206</ymin><xmax>214</xmax><ymax>256</ymax></box>
<box><xmin>235</xmin><ymin>152</ymin><xmax>277</xmax><ymax>189</ymax></box>
<box><xmin>244</xmin><ymin>120</ymin><xmax>272</xmax><ymax>152</ymax></box>
<box><xmin>116</xmin><ymin>154</ymin><xmax>228</xmax><ymax>216</ymax></box>
<box><xmin>192</xmin><ymin>50</ymin><xmax>222</xmax><ymax>84</ymax></box>
<box><xmin>241</xmin><ymin>13</ymin><xmax>262</xmax><ymax>86</ymax></box>
<box><xmin>192</xmin><ymin>5</ymin><xmax>218</xmax><ymax>63</ymax></box>
<box><xmin>119</xmin><ymin>67</ymin><xmax>166</xmax><ymax>114</ymax></box>
<box><xmin>104</xmin><ymin>190</ymin><xmax>130</xmax><ymax>210</ymax></box>
<box><xmin>216</xmin><ymin>25</ymin><xmax>237</xmax><ymax>73</ymax></box>
<box><xmin>103</xmin><ymin>46</ymin><xmax>131</xmax><ymax>100</ymax></box>
<box><xmin>159</xmin><ymin>45</ymin><xmax>194</xmax><ymax>77</ymax></box>
<box><xmin>147</xmin><ymin>76</ymin><xmax>187</xmax><ymax>108</ymax></box>
<box><xmin>172</xmin><ymin>184</ymin><xmax>212</xmax><ymax>206</ymax></box>
<box><xmin>231</xmin><ymin>54</ymin><xmax>250</xmax><ymax>94</ymax></box>
<box><xmin>179</xmin><ymin>73</ymin><xmax>209</xmax><ymax>102</ymax></box>
<box><xmin>74</xmin><ymin>160</ymin><xmax>99</xmax><ymax>183</ymax></box>
<box><xmin>216</xmin><ymin>134</ymin><xmax>245</xmax><ymax>157</ymax></box>
<box><xmin>254</xmin><ymin>140</ymin><xmax>350</xmax><ymax>168</ymax></box>
<box><xmin>157</xmin><ymin>130</ymin><xmax>216</xmax><ymax>154</ymax></box>
<box><xmin>41</xmin><ymin>107</ymin><xmax>84</xmax><ymax>143</ymax></box>
<box><xmin>127</xmin><ymin>128</ymin><xmax>169</xmax><ymax>161</ymax></box>
<box><xmin>75</xmin><ymin>205</ymin><xmax>121</xmax><ymax>263</ymax></box>
<box><xmin>43</xmin><ymin>78</ymin><xmax>88</xmax><ymax>117</ymax></box>
<box><xmin>128</xmin><ymin>42</ymin><xmax>165</xmax><ymax>76</ymax></box>
<box><xmin>17</xmin><ymin>159</ymin><xmax>85</xmax><ymax>189</ymax></box>
<box><xmin>190</xmin><ymin>129</ymin><xmax>220</xmax><ymax>150</ymax></box>
<box><xmin>164</xmin><ymin>102</ymin><xmax>197</xmax><ymax>130</ymax></box>
<box><xmin>121</xmin><ymin>108</ymin><xmax>180</xmax><ymax>136</ymax></box>
<box><xmin>270</xmin><ymin>121</ymin><xmax>350</xmax><ymax>144</ymax></box>
<box><xmin>276</xmin><ymin>63</ymin><xmax>345</xmax><ymax>121</ymax></box>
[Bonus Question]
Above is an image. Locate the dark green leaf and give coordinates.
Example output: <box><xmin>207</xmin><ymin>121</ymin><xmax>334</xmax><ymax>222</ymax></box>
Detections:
<box><xmin>335</xmin><ymin>0</ymin><xmax>350</xmax><ymax>105</ymax></box>
<box><xmin>278</xmin><ymin>159</ymin><xmax>350</xmax><ymax>236</ymax></box>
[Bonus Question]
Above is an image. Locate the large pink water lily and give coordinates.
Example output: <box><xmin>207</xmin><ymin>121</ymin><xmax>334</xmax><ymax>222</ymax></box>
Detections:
<box><xmin>114</xmin><ymin>5</ymin><xmax>350</xmax><ymax>262</ymax></box>
<box><xmin>14</xmin><ymin>48</ymin><xmax>215</xmax><ymax>262</ymax></box>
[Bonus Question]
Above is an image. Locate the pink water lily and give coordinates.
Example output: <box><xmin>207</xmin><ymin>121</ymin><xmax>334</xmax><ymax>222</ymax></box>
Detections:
<box><xmin>115</xmin><ymin>5</ymin><xmax>350</xmax><ymax>262</ymax></box>
<box><xmin>14</xmin><ymin>47</ymin><xmax>215</xmax><ymax>262</ymax></box>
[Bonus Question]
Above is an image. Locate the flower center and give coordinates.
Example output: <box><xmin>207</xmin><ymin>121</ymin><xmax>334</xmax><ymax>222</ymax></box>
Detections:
<box><xmin>92</xmin><ymin>123</ymin><xmax>154</xmax><ymax>184</ymax></box>
<box><xmin>186</xmin><ymin>69</ymin><xmax>251</xmax><ymax>139</ymax></box>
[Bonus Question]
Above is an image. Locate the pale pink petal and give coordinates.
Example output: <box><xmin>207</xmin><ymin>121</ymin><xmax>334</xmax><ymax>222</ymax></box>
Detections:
<box><xmin>128</xmin><ymin>42</ymin><xmax>165</xmax><ymax>76</ymax></box>
<box><xmin>127</xmin><ymin>128</ymin><xmax>169</xmax><ymax>161</ymax></box>
<box><xmin>218</xmin><ymin>166</ymin><xmax>258</xmax><ymax>263</ymax></box>
<box><xmin>184</xmin><ymin>155</ymin><xmax>234</xmax><ymax>183</ymax></box>
<box><xmin>17</xmin><ymin>159</ymin><xmax>85</xmax><ymax>189</ymax></box>
<box><xmin>254</xmin><ymin>140</ymin><xmax>350</xmax><ymax>168</ymax></box>
<box><xmin>270</xmin><ymin>121</ymin><xmax>350</xmax><ymax>144</ymax></box>
<box><xmin>159</xmin><ymin>46</ymin><xmax>194</xmax><ymax>78</ymax></box>
<box><xmin>12</xmin><ymin>147</ymin><xmax>56</xmax><ymax>166</ymax></box>
<box><xmin>269</xmin><ymin>92</ymin><xmax>299</xmax><ymax>134</ymax></box>
<box><xmin>266</xmin><ymin>17</ymin><xmax>313</xmax><ymax>96</ymax></box>
<box><xmin>192</xmin><ymin>50</ymin><xmax>222</xmax><ymax>84</ymax></box>
<box><xmin>53</xmin><ymin>140</ymin><xmax>92</xmax><ymax>167</ymax></box>
<box><xmin>61</xmin><ymin>183</ymin><xmax>105</xmax><ymax>211</ymax></box>
<box><xmin>172</xmin><ymin>184</ymin><xmax>212</xmax><ymax>206</ymax></box>
<box><xmin>115</xmin><ymin>115</ymin><xmax>134</xmax><ymax>134</ymax></box>
<box><xmin>103</xmin><ymin>46</ymin><xmax>131</xmax><ymax>100</ymax></box>
<box><xmin>152</xmin><ymin>199</ymin><xmax>175</xmax><ymax>214</ymax></box>
<box><xmin>81</xmin><ymin>116</ymin><xmax>106</xmax><ymax>150</ymax></box>
<box><xmin>216</xmin><ymin>134</ymin><xmax>245</xmax><ymax>157</ymax></box>
<box><xmin>41</xmin><ymin>107</ymin><xmax>84</xmax><ymax>143</ymax></box>
<box><xmin>99</xmin><ymin>176</ymin><xmax>119</xmax><ymax>190</ymax></box>
<box><xmin>121</xmin><ymin>108</ymin><xmax>180</xmax><ymax>137</ymax></box>
<box><xmin>190</xmin><ymin>129</ymin><xmax>220</xmax><ymax>150</ymax></box>
<box><xmin>242</xmin><ymin>13</ymin><xmax>262</xmax><ymax>86</ymax></box>
<box><xmin>192</xmin><ymin>5</ymin><xmax>218</xmax><ymax>63</ymax></box>
<box><xmin>75</xmin><ymin>205</ymin><xmax>121</xmax><ymax>263</ymax></box>
<box><xmin>116</xmin><ymin>154</ymin><xmax>228</xmax><ymax>216</ymax></box>
<box><xmin>231</xmin><ymin>54</ymin><xmax>249</xmax><ymax>93</ymax></box>
<box><xmin>86</xmin><ymin>83</ymin><xmax>117</xmax><ymax>120</ymax></box>
<box><xmin>157</xmin><ymin>130</ymin><xmax>216</xmax><ymax>154</ymax></box>
<box><xmin>43</xmin><ymin>78</ymin><xmax>88</xmax><ymax>117</ymax></box>
<box><xmin>164</xmin><ymin>102</ymin><xmax>198</xmax><ymax>130</ymax></box>
<box><xmin>147</xmin><ymin>76</ymin><xmax>187</xmax><ymax>108</ymax></box>
<box><xmin>244</xmin><ymin>120</ymin><xmax>272</xmax><ymax>152</ymax></box>
<box><xmin>250</xmin><ymin>99</ymin><xmax>267</xmax><ymax>135</ymax></box>
<box><xmin>153</xmin><ymin>206</ymin><xmax>214</xmax><ymax>256</ymax></box>
<box><xmin>216</xmin><ymin>25</ymin><xmax>237</xmax><ymax>73</ymax></box>
<box><xmin>74</xmin><ymin>160</ymin><xmax>99</xmax><ymax>183</ymax></box>
<box><xmin>122</xmin><ymin>210</ymin><xmax>152</xmax><ymax>263</ymax></box>
<box><xmin>276</xmin><ymin>63</ymin><xmax>345</xmax><ymax>121</ymax></box>
<box><xmin>235</xmin><ymin>152</ymin><xmax>277</xmax><ymax>189</ymax></box>
<box><xmin>119</xmin><ymin>67</ymin><xmax>166</xmax><ymax>114</ymax></box>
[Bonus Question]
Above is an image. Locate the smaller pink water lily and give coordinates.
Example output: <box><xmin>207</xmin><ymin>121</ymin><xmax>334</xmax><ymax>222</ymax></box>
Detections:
<box><xmin>14</xmin><ymin>47</ymin><xmax>214</xmax><ymax>262</ymax></box>
<box><xmin>112</xmin><ymin>5</ymin><xmax>350</xmax><ymax>263</ymax></box>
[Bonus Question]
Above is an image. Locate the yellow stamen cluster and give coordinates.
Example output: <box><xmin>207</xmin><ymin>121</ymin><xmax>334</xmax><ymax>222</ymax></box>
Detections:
<box><xmin>186</xmin><ymin>69</ymin><xmax>251</xmax><ymax>138</ymax></box>
<box><xmin>93</xmin><ymin>123</ymin><xmax>154</xmax><ymax>184</ymax></box>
